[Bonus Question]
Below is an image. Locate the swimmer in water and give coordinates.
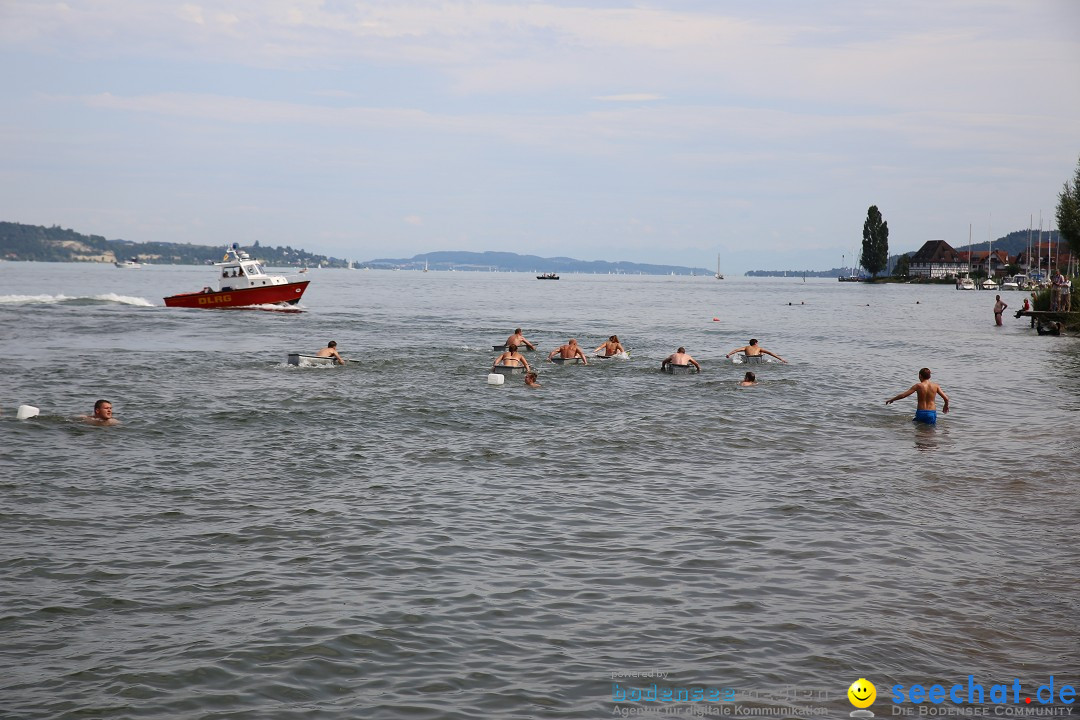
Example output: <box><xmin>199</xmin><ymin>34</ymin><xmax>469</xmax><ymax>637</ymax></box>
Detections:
<box><xmin>80</xmin><ymin>399</ymin><xmax>120</xmax><ymax>426</ymax></box>
<box><xmin>661</xmin><ymin>347</ymin><xmax>701</xmax><ymax>372</ymax></box>
<box><xmin>739</xmin><ymin>371</ymin><xmax>757</xmax><ymax>386</ymax></box>
<box><xmin>493</xmin><ymin>344</ymin><xmax>531</xmax><ymax>372</ymax></box>
<box><xmin>885</xmin><ymin>367</ymin><xmax>950</xmax><ymax>424</ymax></box>
<box><xmin>725</xmin><ymin>339</ymin><xmax>787</xmax><ymax>363</ymax></box>
<box><xmin>524</xmin><ymin>371</ymin><xmax>541</xmax><ymax>388</ymax></box>
<box><xmin>594</xmin><ymin>335</ymin><xmax>625</xmax><ymax>358</ymax></box>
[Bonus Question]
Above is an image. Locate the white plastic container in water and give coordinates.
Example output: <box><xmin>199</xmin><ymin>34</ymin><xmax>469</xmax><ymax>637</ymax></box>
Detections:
<box><xmin>16</xmin><ymin>404</ymin><xmax>40</xmax><ymax>420</ymax></box>
<box><xmin>486</xmin><ymin>373</ymin><xmax>505</xmax><ymax>385</ymax></box>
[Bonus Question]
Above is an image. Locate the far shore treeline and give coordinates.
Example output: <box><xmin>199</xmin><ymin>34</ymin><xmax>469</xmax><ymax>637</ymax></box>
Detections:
<box><xmin>0</xmin><ymin>221</ymin><xmax>711</xmax><ymax>275</ymax></box>
<box><xmin>0</xmin><ymin>220</ymin><xmax>1062</xmax><ymax>276</ymax></box>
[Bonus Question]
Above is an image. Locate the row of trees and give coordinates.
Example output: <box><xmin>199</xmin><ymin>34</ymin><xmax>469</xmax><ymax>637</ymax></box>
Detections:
<box><xmin>857</xmin><ymin>153</ymin><xmax>1080</xmax><ymax>279</ymax></box>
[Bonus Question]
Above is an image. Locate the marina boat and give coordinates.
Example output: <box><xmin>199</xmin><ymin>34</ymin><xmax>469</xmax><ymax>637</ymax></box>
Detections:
<box><xmin>1000</xmin><ymin>275</ymin><xmax>1021</xmax><ymax>291</ymax></box>
<box><xmin>115</xmin><ymin>257</ymin><xmax>142</xmax><ymax>269</ymax></box>
<box><xmin>163</xmin><ymin>243</ymin><xmax>309</xmax><ymax>309</ymax></box>
<box><xmin>956</xmin><ymin>275</ymin><xmax>976</xmax><ymax>290</ymax></box>
<box><xmin>981</xmin><ymin>277</ymin><xmax>999</xmax><ymax>290</ymax></box>
<box><xmin>537</xmin><ymin>272</ymin><xmax>559</xmax><ymax>280</ymax></box>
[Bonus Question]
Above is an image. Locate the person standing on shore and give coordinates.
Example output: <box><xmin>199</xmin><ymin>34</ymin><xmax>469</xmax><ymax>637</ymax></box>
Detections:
<box><xmin>993</xmin><ymin>295</ymin><xmax>1008</xmax><ymax>326</ymax></box>
<box><xmin>885</xmin><ymin>368</ymin><xmax>950</xmax><ymax>425</ymax></box>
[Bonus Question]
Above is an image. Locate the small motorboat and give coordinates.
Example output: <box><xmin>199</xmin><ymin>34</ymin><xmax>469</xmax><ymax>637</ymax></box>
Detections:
<box><xmin>536</xmin><ymin>273</ymin><xmax>559</xmax><ymax>280</ymax></box>
<box><xmin>115</xmin><ymin>257</ymin><xmax>142</xmax><ymax>269</ymax></box>
<box><xmin>981</xmin><ymin>277</ymin><xmax>999</xmax><ymax>290</ymax></box>
<box><xmin>164</xmin><ymin>243</ymin><xmax>309</xmax><ymax>309</ymax></box>
<box><xmin>956</xmin><ymin>276</ymin><xmax>976</xmax><ymax>290</ymax></box>
<box><xmin>1000</xmin><ymin>275</ymin><xmax>1020</xmax><ymax>291</ymax></box>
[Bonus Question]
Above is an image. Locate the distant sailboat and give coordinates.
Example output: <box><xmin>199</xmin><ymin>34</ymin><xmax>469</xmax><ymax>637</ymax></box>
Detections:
<box><xmin>424</xmin><ymin>257</ymin><xmax>429</xmax><ymax>273</ymax></box>
<box><xmin>715</xmin><ymin>254</ymin><xmax>724</xmax><ymax>280</ymax></box>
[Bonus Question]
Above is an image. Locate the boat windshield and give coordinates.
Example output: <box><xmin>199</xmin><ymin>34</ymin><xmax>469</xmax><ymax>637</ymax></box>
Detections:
<box><xmin>245</xmin><ymin>264</ymin><xmax>264</xmax><ymax>276</ymax></box>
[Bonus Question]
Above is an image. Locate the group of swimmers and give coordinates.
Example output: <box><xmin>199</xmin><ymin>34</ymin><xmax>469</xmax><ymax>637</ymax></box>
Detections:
<box><xmin>301</xmin><ymin>329</ymin><xmax>948</xmax><ymax>425</ymax></box>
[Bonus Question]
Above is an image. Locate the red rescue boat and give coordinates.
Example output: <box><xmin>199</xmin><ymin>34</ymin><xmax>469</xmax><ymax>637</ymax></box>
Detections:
<box><xmin>164</xmin><ymin>244</ymin><xmax>310</xmax><ymax>309</ymax></box>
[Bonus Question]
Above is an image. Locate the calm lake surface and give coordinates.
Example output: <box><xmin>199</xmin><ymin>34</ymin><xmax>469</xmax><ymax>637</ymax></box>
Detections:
<box><xmin>2</xmin><ymin>263</ymin><xmax>1078</xmax><ymax>719</ymax></box>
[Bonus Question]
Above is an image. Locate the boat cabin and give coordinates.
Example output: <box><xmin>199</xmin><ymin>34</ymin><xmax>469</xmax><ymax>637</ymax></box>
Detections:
<box><xmin>217</xmin><ymin>249</ymin><xmax>289</xmax><ymax>291</ymax></box>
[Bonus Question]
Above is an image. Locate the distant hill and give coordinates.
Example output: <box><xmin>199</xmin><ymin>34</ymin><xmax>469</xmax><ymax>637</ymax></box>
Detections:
<box><xmin>364</xmin><ymin>250</ymin><xmax>711</xmax><ymax>275</ymax></box>
<box><xmin>0</xmin><ymin>222</ymin><xmax>348</xmax><ymax>267</ymax></box>
<box><xmin>0</xmin><ymin>222</ymin><xmax>713</xmax><ymax>275</ymax></box>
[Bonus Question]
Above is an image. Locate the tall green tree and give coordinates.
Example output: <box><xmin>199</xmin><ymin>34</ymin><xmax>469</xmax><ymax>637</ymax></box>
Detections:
<box><xmin>893</xmin><ymin>253</ymin><xmax>910</xmax><ymax>277</ymax></box>
<box><xmin>1056</xmin><ymin>154</ymin><xmax>1080</xmax><ymax>258</ymax></box>
<box><xmin>861</xmin><ymin>205</ymin><xmax>889</xmax><ymax>277</ymax></box>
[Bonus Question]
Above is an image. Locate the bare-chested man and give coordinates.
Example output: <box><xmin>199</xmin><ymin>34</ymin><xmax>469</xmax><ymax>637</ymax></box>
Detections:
<box><xmin>505</xmin><ymin>328</ymin><xmax>536</xmax><ymax>351</ymax></box>
<box><xmin>661</xmin><ymin>347</ymin><xmax>701</xmax><ymax>372</ymax></box>
<box><xmin>315</xmin><ymin>340</ymin><xmax>346</xmax><ymax>365</ymax></box>
<box><xmin>80</xmin><ymin>399</ymin><xmax>119</xmax><ymax>426</ymax></box>
<box><xmin>594</xmin><ymin>335</ymin><xmax>626</xmax><ymax>357</ymax></box>
<box><xmin>993</xmin><ymin>295</ymin><xmax>1008</xmax><ymax>326</ymax></box>
<box><xmin>493</xmin><ymin>344</ymin><xmax>531</xmax><ymax>372</ymax></box>
<box><xmin>885</xmin><ymin>367</ymin><xmax>950</xmax><ymax>425</ymax></box>
<box><xmin>725</xmin><ymin>338</ymin><xmax>787</xmax><ymax>363</ymax></box>
<box><xmin>548</xmin><ymin>338</ymin><xmax>588</xmax><ymax>365</ymax></box>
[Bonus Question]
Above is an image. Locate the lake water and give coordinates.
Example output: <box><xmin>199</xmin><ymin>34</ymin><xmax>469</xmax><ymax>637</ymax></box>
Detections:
<box><xmin>1</xmin><ymin>263</ymin><xmax>1078</xmax><ymax>719</ymax></box>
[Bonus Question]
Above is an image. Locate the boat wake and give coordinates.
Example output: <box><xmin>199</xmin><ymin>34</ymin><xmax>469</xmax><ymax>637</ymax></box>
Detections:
<box><xmin>0</xmin><ymin>293</ymin><xmax>155</xmax><ymax>306</ymax></box>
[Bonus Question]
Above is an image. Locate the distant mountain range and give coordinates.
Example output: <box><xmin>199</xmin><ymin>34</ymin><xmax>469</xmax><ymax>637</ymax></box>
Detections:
<box><xmin>366</xmin><ymin>250</ymin><xmax>711</xmax><ymax>275</ymax></box>
<box><xmin>0</xmin><ymin>222</ymin><xmax>713</xmax><ymax>275</ymax></box>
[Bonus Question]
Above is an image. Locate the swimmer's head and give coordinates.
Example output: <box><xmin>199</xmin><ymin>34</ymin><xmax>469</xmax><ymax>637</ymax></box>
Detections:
<box><xmin>610</xmin><ymin>335</ymin><xmax>619</xmax><ymax>342</ymax></box>
<box><xmin>327</xmin><ymin>340</ymin><xmax>337</xmax><ymax>348</ymax></box>
<box><xmin>919</xmin><ymin>367</ymin><xmax>931</xmax><ymax>380</ymax></box>
<box><xmin>677</xmin><ymin>347</ymin><xmax>685</xmax><ymax>353</ymax></box>
<box><xmin>744</xmin><ymin>371</ymin><xmax>755</xmax><ymax>382</ymax></box>
<box><xmin>514</xmin><ymin>328</ymin><xmax>522</xmax><ymax>334</ymax></box>
<box><xmin>749</xmin><ymin>339</ymin><xmax>758</xmax><ymax>346</ymax></box>
<box><xmin>507</xmin><ymin>343</ymin><xmax>518</xmax><ymax>352</ymax></box>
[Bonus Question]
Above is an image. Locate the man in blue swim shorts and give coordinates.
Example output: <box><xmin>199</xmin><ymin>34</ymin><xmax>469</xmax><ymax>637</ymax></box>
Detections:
<box><xmin>886</xmin><ymin>367</ymin><xmax>950</xmax><ymax>424</ymax></box>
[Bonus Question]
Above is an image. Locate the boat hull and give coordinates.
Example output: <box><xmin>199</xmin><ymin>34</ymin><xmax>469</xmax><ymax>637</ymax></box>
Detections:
<box><xmin>164</xmin><ymin>281</ymin><xmax>309</xmax><ymax>308</ymax></box>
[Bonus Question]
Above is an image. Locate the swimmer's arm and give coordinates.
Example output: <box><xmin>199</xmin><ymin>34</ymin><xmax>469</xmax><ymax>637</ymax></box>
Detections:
<box><xmin>885</xmin><ymin>385</ymin><xmax>917</xmax><ymax>404</ymax></box>
<box><xmin>763</xmin><ymin>349</ymin><xmax>787</xmax><ymax>363</ymax></box>
<box><xmin>938</xmin><ymin>387</ymin><xmax>950</xmax><ymax>413</ymax></box>
<box><xmin>690</xmin><ymin>358</ymin><xmax>701</xmax><ymax>370</ymax></box>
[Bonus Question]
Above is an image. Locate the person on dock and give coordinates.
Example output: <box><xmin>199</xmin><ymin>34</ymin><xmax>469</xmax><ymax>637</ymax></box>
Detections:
<box><xmin>493</xmin><ymin>344</ymin><xmax>531</xmax><ymax>372</ymax></box>
<box><xmin>594</xmin><ymin>335</ymin><xmax>626</xmax><ymax>357</ymax></box>
<box><xmin>1014</xmin><ymin>297</ymin><xmax>1031</xmax><ymax>319</ymax></box>
<box><xmin>80</xmin><ymin>399</ymin><xmax>119</xmax><ymax>426</ymax></box>
<box><xmin>885</xmin><ymin>368</ymin><xmax>949</xmax><ymax>425</ymax></box>
<box><xmin>505</xmin><ymin>329</ymin><xmax>536</xmax><ymax>351</ymax></box>
<box><xmin>993</xmin><ymin>295</ymin><xmax>1008</xmax><ymax>326</ymax></box>
<box><xmin>739</xmin><ymin>371</ymin><xmax>757</xmax><ymax>386</ymax></box>
<box><xmin>315</xmin><ymin>340</ymin><xmax>346</xmax><ymax>365</ymax></box>
<box><xmin>548</xmin><ymin>339</ymin><xmax>588</xmax><ymax>364</ymax></box>
<box><xmin>661</xmin><ymin>347</ymin><xmax>701</xmax><ymax>372</ymax></box>
<box><xmin>725</xmin><ymin>339</ymin><xmax>787</xmax><ymax>363</ymax></box>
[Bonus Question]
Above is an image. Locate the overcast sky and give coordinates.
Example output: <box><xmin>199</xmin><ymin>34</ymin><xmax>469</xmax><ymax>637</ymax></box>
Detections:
<box><xmin>2</xmin><ymin>1</ymin><xmax>1079</xmax><ymax>272</ymax></box>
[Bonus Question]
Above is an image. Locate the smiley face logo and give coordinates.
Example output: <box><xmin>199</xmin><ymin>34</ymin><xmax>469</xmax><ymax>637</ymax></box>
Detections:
<box><xmin>848</xmin><ymin>678</ymin><xmax>876</xmax><ymax>708</ymax></box>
